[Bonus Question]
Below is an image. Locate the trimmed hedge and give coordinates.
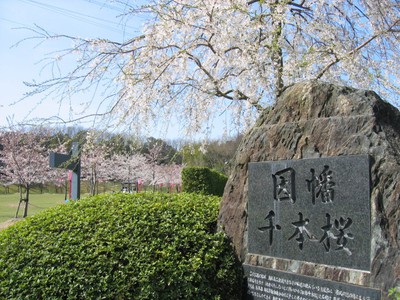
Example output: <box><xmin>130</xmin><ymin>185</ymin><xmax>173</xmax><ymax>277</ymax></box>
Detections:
<box><xmin>181</xmin><ymin>167</ymin><xmax>228</xmax><ymax>196</ymax></box>
<box><xmin>0</xmin><ymin>193</ymin><xmax>242</xmax><ymax>299</ymax></box>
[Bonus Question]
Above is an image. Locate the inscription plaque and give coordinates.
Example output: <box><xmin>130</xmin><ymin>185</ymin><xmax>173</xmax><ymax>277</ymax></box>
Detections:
<box><xmin>248</xmin><ymin>155</ymin><xmax>371</xmax><ymax>271</ymax></box>
<box><xmin>244</xmin><ymin>264</ymin><xmax>381</xmax><ymax>300</ymax></box>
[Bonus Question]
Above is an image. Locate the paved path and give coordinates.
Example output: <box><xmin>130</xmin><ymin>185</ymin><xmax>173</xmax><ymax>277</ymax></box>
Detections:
<box><xmin>0</xmin><ymin>219</ymin><xmax>20</xmax><ymax>230</ymax></box>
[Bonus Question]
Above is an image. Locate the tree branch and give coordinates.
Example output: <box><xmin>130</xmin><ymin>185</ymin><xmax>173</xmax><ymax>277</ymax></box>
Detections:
<box><xmin>316</xmin><ymin>19</ymin><xmax>400</xmax><ymax>79</ymax></box>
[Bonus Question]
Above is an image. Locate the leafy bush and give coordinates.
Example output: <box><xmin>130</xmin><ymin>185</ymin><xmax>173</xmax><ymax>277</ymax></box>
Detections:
<box><xmin>389</xmin><ymin>288</ymin><xmax>400</xmax><ymax>300</ymax></box>
<box><xmin>0</xmin><ymin>193</ymin><xmax>242</xmax><ymax>299</ymax></box>
<box><xmin>182</xmin><ymin>167</ymin><xmax>228</xmax><ymax>196</ymax></box>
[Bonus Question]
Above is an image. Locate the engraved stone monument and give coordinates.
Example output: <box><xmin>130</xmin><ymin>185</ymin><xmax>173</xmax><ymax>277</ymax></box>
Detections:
<box><xmin>245</xmin><ymin>155</ymin><xmax>381</xmax><ymax>299</ymax></box>
<box><xmin>248</xmin><ymin>156</ymin><xmax>371</xmax><ymax>270</ymax></box>
<box><xmin>218</xmin><ymin>81</ymin><xmax>400</xmax><ymax>299</ymax></box>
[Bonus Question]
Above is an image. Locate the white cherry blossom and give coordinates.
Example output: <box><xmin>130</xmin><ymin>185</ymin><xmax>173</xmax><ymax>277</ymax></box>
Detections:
<box><xmin>25</xmin><ymin>0</ymin><xmax>399</xmax><ymax>136</ymax></box>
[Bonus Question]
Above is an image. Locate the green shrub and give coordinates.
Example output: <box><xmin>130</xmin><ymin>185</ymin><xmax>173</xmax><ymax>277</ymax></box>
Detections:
<box><xmin>182</xmin><ymin>167</ymin><xmax>228</xmax><ymax>196</ymax></box>
<box><xmin>389</xmin><ymin>288</ymin><xmax>400</xmax><ymax>300</ymax></box>
<box><xmin>0</xmin><ymin>193</ymin><xmax>242</xmax><ymax>299</ymax></box>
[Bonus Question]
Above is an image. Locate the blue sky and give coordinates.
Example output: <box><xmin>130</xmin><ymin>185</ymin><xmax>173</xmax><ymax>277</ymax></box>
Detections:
<box><xmin>0</xmin><ymin>0</ymin><xmax>238</xmax><ymax>140</ymax></box>
<box><xmin>0</xmin><ymin>0</ymin><xmax>183</xmax><ymax>138</ymax></box>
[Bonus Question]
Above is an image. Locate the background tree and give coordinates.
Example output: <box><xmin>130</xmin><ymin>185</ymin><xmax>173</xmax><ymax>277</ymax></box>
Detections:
<box><xmin>181</xmin><ymin>135</ymin><xmax>242</xmax><ymax>175</ymax></box>
<box><xmin>111</xmin><ymin>153</ymin><xmax>148</xmax><ymax>189</ymax></box>
<box><xmin>104</xmin><ymin>133</ymin><xmax>141</xmax><ymax>156</ymax></box>
<box><xmin>202</xmin><ymin>135</ymin><xmax>243</xmax><ymax>174</ymax></box>
<box><xmin>80</xmin><ymin>131</ymin><xmax>110</xmax><ymax>196</ymax></box>
<box><xmin>23</xmin><ymin>0</ymin><xmax>399</xmax><ymax>136</ymax></box>
<box><xmin>160</xmin><ymin>163</ymin><xmax>183</xmax><ymax>192</ymax></box>
<box><xmin>0</xmin><ymin>142</ymin><xmax>9</xmax><ymax>193</ymax></box>
<box><xmin>141</xmin><ymin>137</ymin><xmax>182</xmax><ymax>164</ymax></box>
<box><xmin>181</xmin><ymin>143</ymin><xmax>208</xmax><ymax>169</ymax></box>
<box><xmin>0</xmin><ymin>128</ymin><xmax>61</xmax><ymax>217</ymax></box>
<box><xmin>143</xmin><ymin>140</ymin><xmax>170</xmax><ymax>191</ymax></box>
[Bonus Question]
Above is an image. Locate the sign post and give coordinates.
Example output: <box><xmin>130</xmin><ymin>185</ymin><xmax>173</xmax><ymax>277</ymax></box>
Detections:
<box><xmin>49</xmin><ymin>142</ymin><xmax>81</xmax><ymax>200</ymax></box>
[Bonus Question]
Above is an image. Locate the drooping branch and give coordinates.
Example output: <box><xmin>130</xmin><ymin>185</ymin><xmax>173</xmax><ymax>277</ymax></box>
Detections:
<box><xmin>14</xmin><ymin>0</ymin><xmax>400</xmax><ymax>136</ymax></box>
<box><xmin>316</xmin><ymin>19</ymin><xmax>400</xmax><ymax>80</ymax></box>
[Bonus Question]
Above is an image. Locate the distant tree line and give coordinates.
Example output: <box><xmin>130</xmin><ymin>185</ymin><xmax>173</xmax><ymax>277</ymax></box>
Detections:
<box><xmin>0</xmin><ymin>126</ymin><xmax>241</xmax><ymax>217</ymax></box>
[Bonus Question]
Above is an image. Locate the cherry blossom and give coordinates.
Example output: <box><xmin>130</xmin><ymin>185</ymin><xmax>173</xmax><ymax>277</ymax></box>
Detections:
<box><xmin>0</xmin><ymin>128</ymin><xmax>63</xmax><ymax>217</ymax></box>
<box><xmin>23</xmin><ymin>0</ymin><xmax>399</xmax><ymax>136</ymax></box>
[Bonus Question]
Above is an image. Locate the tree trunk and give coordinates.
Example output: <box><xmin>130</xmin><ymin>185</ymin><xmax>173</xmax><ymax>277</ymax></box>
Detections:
<box><xmin>23</xmin><ymin>184</ymin><xmax>30</xmax><ymax>218</ymax></box>
<box><xmin>271</xmin><ymin>1</ymin><xmax>284</xmax><ymax>98</ymax></box>
<box><xmin>15</xmin><ymin>184</ymin><xmax>30</xmax><ymax>218</ymax></box>
<box><xmin>90</xmin><ymin>167</ymin><xmax>97</xmax><ymax>196</ymax></box>
<box><xmin>64</xmin><ymin>182</ymin><xmax>68</xmax><ymax>200</ymax></box>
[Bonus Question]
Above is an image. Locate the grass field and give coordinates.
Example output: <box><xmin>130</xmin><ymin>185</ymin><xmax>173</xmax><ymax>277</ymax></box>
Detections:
<box><xmin>0</xmin><ymin>182</ymin><xmax>177</xmax><ymax>226</ymax></box>
<box><xmin>0</xmin><ymin>193</ymin><xmax>66</xmax><ymax>223</ymax></box>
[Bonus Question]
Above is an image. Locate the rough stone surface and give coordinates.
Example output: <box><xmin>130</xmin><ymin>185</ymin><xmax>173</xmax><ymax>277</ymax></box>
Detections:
<box><xmin>218</xmin><ymin>80</ymin><xmax>400</xmax><ymax>296</ymax></box>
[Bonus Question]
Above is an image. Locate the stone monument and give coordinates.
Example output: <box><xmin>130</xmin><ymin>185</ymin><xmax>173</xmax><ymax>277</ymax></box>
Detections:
<box><xmin>218</xmin><ymin>81</ymin><xmax>400</xmax><ymax>299</ymax></box>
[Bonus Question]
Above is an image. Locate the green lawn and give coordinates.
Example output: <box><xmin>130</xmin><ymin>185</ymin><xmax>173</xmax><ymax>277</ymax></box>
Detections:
<box><xmin>0</xmin><ymin>193</ymin><xmax>66</xmax><ymax>223</ymax></box>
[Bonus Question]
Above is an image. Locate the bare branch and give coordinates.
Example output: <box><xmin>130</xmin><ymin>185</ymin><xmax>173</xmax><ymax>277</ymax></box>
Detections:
<box><xmin>316</xmin><ymin>19</ymin><xmax>400</xmax><ymax>80</ymax></box>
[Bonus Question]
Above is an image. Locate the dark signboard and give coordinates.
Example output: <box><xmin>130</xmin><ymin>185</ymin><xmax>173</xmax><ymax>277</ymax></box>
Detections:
<box><xmin>244</xmin><ymin>264</ymin><xmax>381</xmax><ymax>300</ymax></box>
<box><xmin>49</xmin><ymin>142</ymin><xmax>81</xmax><ymax>200</ymax></box>
<box><xmin>49</xmin><ymin>152</ymin><xmax>78</xmax><ymax>171</ymax></box>
<box><xmin>248</xmin><ymin>155</ymin><xmax>371</xmax><ymax>271</ymax></box>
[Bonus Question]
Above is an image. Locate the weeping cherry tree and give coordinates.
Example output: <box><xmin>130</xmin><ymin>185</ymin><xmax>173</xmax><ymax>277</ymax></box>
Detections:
<box><xmin>23</xmin><ymin>0</ymin><xmax>399</xmax><ymax>135</ymax></box>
